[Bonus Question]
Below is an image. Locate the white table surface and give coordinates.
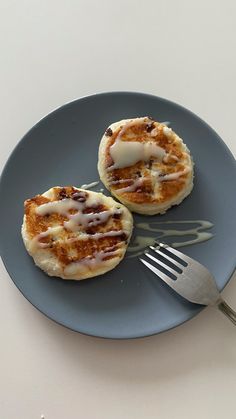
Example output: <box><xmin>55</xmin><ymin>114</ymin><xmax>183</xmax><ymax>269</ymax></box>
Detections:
<box><xmin>0</xmin><ymin>1</ymin><xmax>236</xmax><ymax>418</ymax></box>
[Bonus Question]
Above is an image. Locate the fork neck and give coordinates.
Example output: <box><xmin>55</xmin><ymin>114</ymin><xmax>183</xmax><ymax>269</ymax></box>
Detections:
<box><xmin>217</xmin><ymin>298</ymin><xmax>236</xmax><ymax>326</ymax></box>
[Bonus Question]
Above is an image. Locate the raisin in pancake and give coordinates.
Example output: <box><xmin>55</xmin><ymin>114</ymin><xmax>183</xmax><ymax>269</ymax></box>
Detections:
<box><xmin>22</xmin><ymin>186</ymin><xmax>133</xmax><ymax>280</ymax></box>
<box><xmin>98</xmin><ymin>117</ymin><xmax>194</xmax><ymax>215</ymax></box>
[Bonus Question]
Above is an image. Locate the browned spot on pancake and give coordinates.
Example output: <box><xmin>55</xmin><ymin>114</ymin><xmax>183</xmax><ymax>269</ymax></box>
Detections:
<box><xmin>158</xmin><ymin>180</ymin><xmax>185</xmax><ymax>203</ymax></box>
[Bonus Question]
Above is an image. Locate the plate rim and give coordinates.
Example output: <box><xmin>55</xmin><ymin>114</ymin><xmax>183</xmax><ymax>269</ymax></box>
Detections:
<box><xmin>0</xmin><ymin>90</ymin><xmax>235</xmax><ymax>339</ymax></box>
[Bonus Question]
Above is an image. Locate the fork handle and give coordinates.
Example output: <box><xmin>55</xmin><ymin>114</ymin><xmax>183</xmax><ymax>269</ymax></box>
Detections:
<box><xmin>217</xmin><ymin>299</ymin><xmax>236</xmax><ymax>326</ymax></box>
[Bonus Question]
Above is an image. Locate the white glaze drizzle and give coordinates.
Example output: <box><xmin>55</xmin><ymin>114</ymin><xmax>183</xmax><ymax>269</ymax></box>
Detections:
<box><xmin>64</xmin><ymin>207</ymin><xmax>122</xmax><ymax>232</ymax></box>
<box><xmin>36</xmin><ymin>197</ymin><xmax>121</xmax><ymax>231</ymax></box>
<box><xmin>159</xmin><ymin>167</ymin><xmax>190</xmax><ymax>181</ymax></box>
<box><xmin>106</xmin><ymin>118</ymin><xmax>187</xmax><ymax>188</ymax></box>
<box><xmin>29</xmin><ymin>226</ymin><xmax>64</xmax><ymax>253</ymax></box>
<box><xmin>107</xmin><ymin>118</ymin><xmax>166</xmax><ymax>171</ymax></box>
<box><xmin>80</xmin><ymin>181</ymin><xmax>100</xmax><ymax>189</ymax></box>
<box><xmin>127</xmin><ymin>220</ymin><xmax>213</xmax><ymax>258</ymax></box>
<box><xmin>115</xmin><ymin>178</ymin><xmax>143</xmax><ymax>194</ymax></box>
<box><xmin>109</xmin><ymin>165</ymin><xmax>189</xmax><ymax>195</ymax></box>
<box><xmin>34</xmin><ymin>193</ymin><xmax>124</xmax><ymax>255</ymax></box>
<box><xmin>32</xmin><ymin>227</ymin><xmax>125</xmax><ymax>253</ymax></box>
<box><xmin>109</xmin><ymin>141</ymin><xmax>166</xmax><ymax>170</ymax></box>
<box><xmin>36</xmin><ymin>199</ymin><xmax>83</xmax><ymax>216</ymax></box>
<box><xmin>116</xmin><ymin>118</ymin><xmax>147</xmax><ymax>139</ymax></box>
<box><xmin>64</xmin><ymin>246</ymin><xmax>121</xmax><ymax>276</ymax></box>
<box><xmin>150</xmin><ymin>128</ymin><xmax>159</xmax><ymax>137</ymax></box>
<box><xmin>109</xmin><ymin>164</ymin><xmax>189</xmax><ymax>194</ymax></box>
<box><xmin>36</xmin><ymin>193</ymin><xmax>103</xmax><ymax>217</ymax></box>
<box><xmin>110</xmin><ymin>178</ymin><xmax>134</xmax><ymax>185</ymax></box>
<box><xmin>160</xmin><ymin>121</ymin><xmax>171</xmax><ymax>126</ymax></box>
<box><xmin>163</xmin><ymin>126</ymin><xmax>173</xmax><ymax>138</ymax></box>
<box><xmin>78</xmin><ymin>230</ymin><xmax>124</xmax><ymax>240</ymax></box>
<box><xmin>163</xmin><ymin>154</ymin><xmax>179</xmax><ymax>163</ymax></box>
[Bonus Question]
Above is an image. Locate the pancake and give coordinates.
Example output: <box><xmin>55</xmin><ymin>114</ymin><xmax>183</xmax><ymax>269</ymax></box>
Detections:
<box><xmin>22</xmin><ymin>186</ymin><xmax>133</xmax><ymax>280</ymax></box>
<box><xmin>98</xmin><ymin>117</ymin><xmax>194</xmax><ymax>215</ymax></box>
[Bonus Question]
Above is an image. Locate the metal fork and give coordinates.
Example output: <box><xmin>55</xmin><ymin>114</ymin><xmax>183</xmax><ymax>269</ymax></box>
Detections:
<box><xmin>140</xmin><ymin>242</ymin><xmax>236</xmax><ymax>325</ymax></box>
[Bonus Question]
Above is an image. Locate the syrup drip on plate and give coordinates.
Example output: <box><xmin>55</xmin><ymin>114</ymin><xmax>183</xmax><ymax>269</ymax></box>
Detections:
<box><xmin>127</xmin><ymin>220</ymin><xmax>214</xmax><ymax>258</ymax></box>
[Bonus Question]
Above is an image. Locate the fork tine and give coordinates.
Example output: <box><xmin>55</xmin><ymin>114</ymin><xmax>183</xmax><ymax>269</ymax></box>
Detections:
<box><xmin>145</xmin><ymin>252</ymin><xmax>178</xmax><ymax>277</ymax></box>
<box><xmin>139</xmin><ymin>258</ymin><xmax>175</xmax><ymax>288</ymax></box>
<box><xmin>156</xmin><ymin>242</ymin><xmax>193</xmax><ymax>264</ymax></box>
<box><xmin>149</xmin><ymin>246</ymin><xmax>183</xmax><ymax>271</ymax></box>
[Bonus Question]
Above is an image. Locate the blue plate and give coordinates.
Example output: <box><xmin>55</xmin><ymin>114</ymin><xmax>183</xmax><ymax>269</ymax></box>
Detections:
<box><xmin>0</xmin><ymin>92</ymin><xmax>235</xmax><ymax>338</ymax></box>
